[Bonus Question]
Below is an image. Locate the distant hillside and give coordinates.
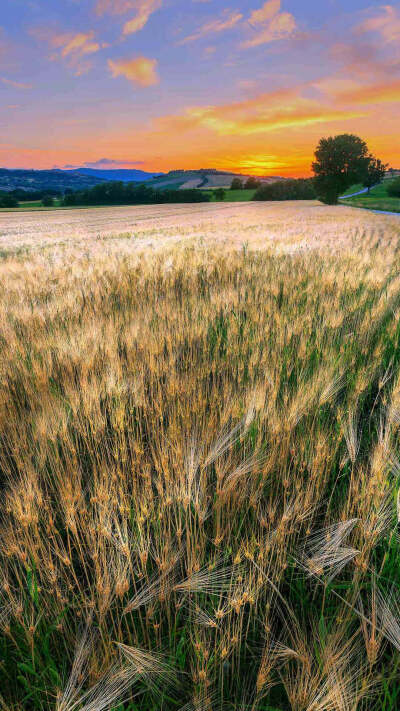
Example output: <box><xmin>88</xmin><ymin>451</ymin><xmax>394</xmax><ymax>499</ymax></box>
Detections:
<box><xmin>0</xmin><ymin>166</ymin><xmax>289</xmax><ymax>194</ymax></box>
<box><xmin>64</xmin><ymin>168</ymin><xmax>163</xmax><ymax>183</ymax></box>
<box><xmin>0</xmin><ymin>169</ymin><xmax>106</xmax><ymax>193</ymax></box>
<box><xmin>144</xmin><ymin>169</ymin><xmax>287</xmax><ymax>190</ymax></box>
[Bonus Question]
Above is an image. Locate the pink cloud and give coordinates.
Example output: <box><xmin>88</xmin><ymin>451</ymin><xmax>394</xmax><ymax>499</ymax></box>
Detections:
<box><xmin>123</xmin><ymin>0</ymin><xmax>162</xmax><ymax>34</ymax></box>
<box><xmin>242</xmin><ymin>1</ymin><xmax>297</xmax><ymax>48</ymax></box>
<box><xmin>95</xmin><ymin>0</ymin><xmax>138</xmax><ymax>14</ymax></box>
<box><xmin>179</xmin><ymin>9</ymin><xmax>243</xmax><ymax>44</ymax></box>
<box><xmin>1</xmin><ymin>77</ymin><xmax>33</xmax><ymax>89</ymax></box>
<box><xmin>356</xmin><ymin>5</ymin><xmax>400</xmax><ymax>43</ymax></box>
<box><xmin>95</xmin><ymin>0</ymin><xmax>162</xmax><ymax>35</ymax></box>
<box><xmin>249</xmin><ymin>0</ymin><xmax>281</xmax><ymax>26</ymax></box>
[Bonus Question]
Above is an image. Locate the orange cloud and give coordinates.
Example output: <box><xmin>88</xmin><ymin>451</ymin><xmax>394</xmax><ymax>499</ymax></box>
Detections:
<box><xmin>31</xmin><ymin>28</ymin><xmax>106</xmax><ymax>75</ymax></box>
<box><xmin>123</xmin><ymin>0</ymin><xmax>162</xmax><ymax>34</ymax></box>
<box><xmin>51</xmin><ymin>31</ymin><xmax>102</xmax><ymax>58</ymax></box>
<box><xmin>155</xmin><ymin>88</ymin><xmax>365</xmax><ymax>137</ymax></box>
<box><xmin>336</xmin><ymin>78</ymin><xmax>400</xmax><ymax>106</ymax></box>
<box><xmin>95</xmin><ymin>0</ymin><xmax>161</xmax><ymax>34</ymax></box>
<box><xmin>179</xmin><ymin>10</ymin><xmax>243</xmax><ymax>44</ymax></box>
<box><xmin>243</xmin><ymin>0</ymin><xmax>297</xmax><ymax>47</ymax></box>
<box><xmin>1</xmin><ymin>77</ymin><xmax>33</xmax><ymax>89</ymax></box>
<box><xmin>108</xmin><ymin>56</ymin><xmax>159</xmax><ymax>86</ymax></box>
<box><xmin>356</xmin><ymin>4</ymin><xmax>400</xmax><ymax>43</ymax></box>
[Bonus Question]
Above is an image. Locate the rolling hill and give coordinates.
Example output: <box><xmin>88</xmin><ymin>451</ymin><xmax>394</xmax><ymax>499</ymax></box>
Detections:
<box><xmin>0</xmin><ymin>169</ymin><xmax>107</xmax><ymax>193</ymax></box>
<box><xmin>64</xmin><ymin>168</ymin><xmax>163</xmax><ymax>182</ymax></box>
<box><xmin>144</xmin><ymin>169</ymin><xmax>287</xmax><ymax>190</ymax></box>
<box><xmin>0</xmin><ymin>167</ymin><xmax>288</xmax><ymax>194</ymax></box>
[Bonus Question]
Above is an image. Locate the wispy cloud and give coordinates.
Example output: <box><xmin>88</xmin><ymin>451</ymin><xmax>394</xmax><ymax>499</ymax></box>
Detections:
<box><xmin>96</xmin><ymin>0</ymin><xmax>137</xmax><ymax>12</ymax></box>
<box><xmin>1</xmin><ymin>77</ymin><xmax>33</xmax><ymax>89</ymax></box>
<box><xmin>242</xmin><ymin>0</ymin><xmax>297</xmax><ymax>48</ymax></box>
<box><xmin>179</xmin><ymin>9</ymin><xmax>243</xmax><ymax>44</ymax></box>
<box><xmin>95</xmin><ymin>0</ymin><xmax>162</xmax><ymax>35</ymax></box>
<box><xmin>155</xmin><ymin>88</ymin><xmax>365</xmax><ymax>137</ymax></box>
<box><xmin>356</xmin><ymin>4</ymin><xmax>400</xmax><ymax>43</ymax></box>
<box><xmin>61</xmin><ymin>158</ymin><xmax>146</xmax><ymax>168</ymax></box>
<box><xmin>334</xmin><ymin>78</ymin><xmax>400</xmax><ymax>106</ymax></box>
<box><xmin>82</xmin><ymin>158</ymin><xmax>146</xmax><ymax>167</ymax></box>
<box><xmin>31</xmin><ymin>28</ymin><xmax>107</xmax><ymax>75</ymax></box>
<box><xmin>108</xmin><ymin>56</ymin><xmax>159</xmax><ymax>86</ymax></box>
<box><xmin>123</xmin><ymin>0</ymin><xmax>162</xmax><ymax>34</ymax></box>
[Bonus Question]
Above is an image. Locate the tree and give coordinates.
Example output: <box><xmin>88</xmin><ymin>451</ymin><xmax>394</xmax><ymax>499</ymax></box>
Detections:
<box><xmin>0</xmin><ymin>193</ymin><xmax>19</xmax><ymax>208</ymax></box>
<box><xmin>387</xmin><ymin>177</ymin><xmax>400</xmax><ymax>198</ymax></box>
<box><xmin>363</xmin><ymin>157</ymin><xmax>387</xmax><ymax>192</ymax></box>
<box><xmin>230</xmin><ymin>178</ymin><xmax>243</xmax><ymax>190</ymax></box>
<box><xmin>42</xmin><ymin>195</ymin><xmax>55</xmax><ymax>207</ymax></box>
<box><xmin>214</xmin><ymin>188</ymin><xmax>226</xmax><ymax>201</ymax></box>
<box><xmin>312</xmin><ymin>134</ymin><xmax>371</xmax><ymax>204</ymax></box>
<box><xmin>244</xmin><ymin>177</ymin><xmax>261</xmax><ymax>190</ymax></box>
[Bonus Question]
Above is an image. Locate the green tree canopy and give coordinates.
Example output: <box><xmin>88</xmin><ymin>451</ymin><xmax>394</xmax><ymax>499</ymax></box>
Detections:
<box><xmin>244</xmin><ymin>177</ymin><xmax>261</xmax><ymax>189</ymax></box>
<box><xmin>0</xmin><ymin>193</ymin><xmax>19</xmax><ymax>208</ymax></box>
<box><xmin>214</xmin><ymin>188</ymin><xmax>226</xmax><ymax>201</ymax></box>
<box><xmin>230</xmin><ymin>177</ymin><xmax>243</xmax><ymax>190</ymax></box>
<box><xmin>312</xmin><ymin>134</ymin><xmax>371</xmax><ymax>204</ymax></box>
<box><xmin>41</xmin><ymin>195</ymin><xmax>55</xmax><ymax>207</ymax></box>
<box><xmin>363</xmin><ymin>157</ymin><xmax>387</xmax><ymax>192</ymax></box>
<box><xmin>387</xmin><ymin>177</ymin><xmax>400</xmax><ymax>198</ymax></box>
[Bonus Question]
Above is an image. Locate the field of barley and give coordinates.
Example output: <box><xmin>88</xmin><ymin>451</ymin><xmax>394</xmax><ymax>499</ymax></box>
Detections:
<box><xmin>1</xmin><ymin>201</ymin><xmax>400</xmax><ymax>711</ymax></box>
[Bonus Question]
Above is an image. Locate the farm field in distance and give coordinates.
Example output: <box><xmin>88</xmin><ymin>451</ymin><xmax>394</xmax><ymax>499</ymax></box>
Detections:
<box><xmin>2</xmin><ymin>201</ymin><xmax>400</xmax><ymax>711</ymax></box>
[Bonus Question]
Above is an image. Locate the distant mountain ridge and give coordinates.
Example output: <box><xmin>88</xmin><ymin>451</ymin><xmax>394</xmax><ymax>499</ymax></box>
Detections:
<box><xmin>64</xmin><ymin>168</ymin><xmax>163</xmax><ymax>182</ymax></box>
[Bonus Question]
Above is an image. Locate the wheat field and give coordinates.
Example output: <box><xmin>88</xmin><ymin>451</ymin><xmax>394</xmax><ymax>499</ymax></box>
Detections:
<box><xmin>1</xmin><ymin>202</ymin><xmax>400</xmax><ymax>710</ymax></box>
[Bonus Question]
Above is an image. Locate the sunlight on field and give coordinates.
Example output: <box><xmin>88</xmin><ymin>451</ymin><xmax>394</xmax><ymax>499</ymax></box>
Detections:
<box><xmin>1</xmin><ymin>202</ymin><xmax>400</xmax><ymax>710</ymax></box>
<box><xmin>1</xmin><ymin>200</ymin><xmax>399</xmax><ymax>262</ymax></box>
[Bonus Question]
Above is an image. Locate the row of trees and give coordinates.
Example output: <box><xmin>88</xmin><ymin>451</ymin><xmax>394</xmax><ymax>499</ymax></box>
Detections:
<box><xmin>62</xmin><ymin>182</ymin><xmax>210</xmax><ymax>206</ymax></box>
<box><xmin>230</xmin><ymin>177</ymin><xmax>261</xmax><ymax>190</ymax></box>
<box><xmin>253</xmin><ymin>178</ymin><xmax>316</xmax><ymax>201</ymax></box>
<box><xmin>0</xmin><ymin>188</ymin><xmax>61</xmax><ymax>208</ymax></box>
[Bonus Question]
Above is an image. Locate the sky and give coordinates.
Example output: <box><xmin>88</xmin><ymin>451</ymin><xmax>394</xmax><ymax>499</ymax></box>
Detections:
<box><xmin>0</xmin><ymin>0</ymin><xmax>399</xmax><ymax>176</ymax></box>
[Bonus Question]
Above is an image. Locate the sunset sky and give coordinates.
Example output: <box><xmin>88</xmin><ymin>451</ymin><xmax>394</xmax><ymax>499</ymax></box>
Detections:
<box><xmin>0</xmin><ymin>0</ymin><xmax>399</xmax><ymax>176</ymax></box>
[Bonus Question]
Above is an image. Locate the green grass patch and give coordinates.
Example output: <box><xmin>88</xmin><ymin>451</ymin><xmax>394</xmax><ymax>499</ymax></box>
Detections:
<box><xmin>207</xmin><ymin>189</ymin><xmax>256</xmax><ymax>202</ymax></box>
<box><xmin>341</xmin><ymin>183</ymin><xmax>364</xmax><ymax>196</ymax></box>
<box><xmin>340</xmin><ymin>179</ymin><xmax>400</xmax><ymax>213</ymax></box>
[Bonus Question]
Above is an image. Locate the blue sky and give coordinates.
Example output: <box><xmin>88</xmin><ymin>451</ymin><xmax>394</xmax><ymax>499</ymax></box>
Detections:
<box><xmin>1</xmin><ymin>0</ymin><xmax>399</xmax><ymax>174</ymax></box>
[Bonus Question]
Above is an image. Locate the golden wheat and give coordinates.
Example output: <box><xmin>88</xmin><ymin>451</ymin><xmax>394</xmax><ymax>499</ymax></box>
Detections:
<box><xmin>1</xmin><ymin>203</ymin><xmax>400</xmax><ymax>709</ymax></box>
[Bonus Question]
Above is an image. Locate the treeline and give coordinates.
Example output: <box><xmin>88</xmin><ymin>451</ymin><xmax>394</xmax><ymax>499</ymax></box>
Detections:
<box><xmin>0</xmin><ymin>188</ymin><xmax>61</xmax><ymax>208</ymax></box>
<box><xmin>62</xmin><ymin>181</ymin><xmax>210</xmax><ymax>206</ymax></box>
<box><xmin>253</xmin><ymin>178</ymin><xmax>316</xmax><ymax>201</ymax></box>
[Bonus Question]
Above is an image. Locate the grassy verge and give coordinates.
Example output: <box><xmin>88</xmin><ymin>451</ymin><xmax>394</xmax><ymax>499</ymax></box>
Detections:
<box><xmin>341</xmin><ymin>183</ymin><xmax>364</xmax><ymax>196</ymax></box>
<box><xmin>341</xmin><ymin>179</ymin><xmax>400</xmax><ymax>213</ymax></box>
